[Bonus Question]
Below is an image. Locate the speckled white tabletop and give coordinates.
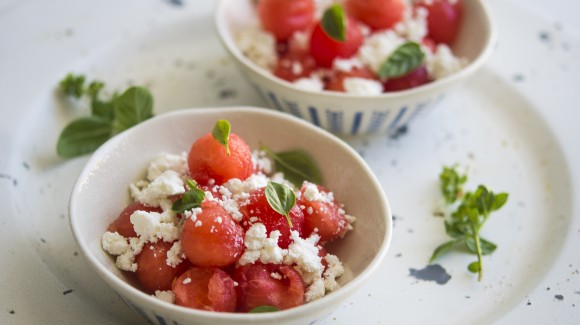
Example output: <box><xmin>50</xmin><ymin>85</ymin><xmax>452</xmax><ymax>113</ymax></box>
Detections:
<box><xmin>1</xmin><ymin>0</ymin><xmax>578</xmax><ymax>324</ymax></box>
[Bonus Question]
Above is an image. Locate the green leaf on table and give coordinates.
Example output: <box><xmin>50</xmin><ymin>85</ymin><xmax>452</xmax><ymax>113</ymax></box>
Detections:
<box><xmin>467</xmin><ymin>261</ymin><xmax>481</xmax><ymax>273</ymax></box>
<box><xmin>112</xmin><ymin>86</ymin><xmax>153</xmax><ymax>134</ymax></box>
<box><xmin>429</xmin><ymin>239</ymin><xmax>461</xmax><ymax>263</ymax></box>
<box><xmin>56</xmin><ymin>116</ymin><xmax>112</xmax><ymax>158</ymax></box>
<box><xmin>59</xmin><ymin>73</ymin><xmax>86</xmax><ymax>98</ymax></box>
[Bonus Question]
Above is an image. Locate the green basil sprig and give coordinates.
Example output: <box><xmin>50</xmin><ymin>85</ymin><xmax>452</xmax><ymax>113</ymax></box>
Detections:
<box><xmin>378</xmin><ymin>42</ymin><xmax>425</xmax><ymax>79</ymax></box>
<box><xmin>56</xmin><ymin>74</ymin><xmax>154</xmax><ymax>158</ymax></box>
<box><xmin>429</xmin><ymin>165</ymin><xmax>509</xmax><ymax>281</ymax></box>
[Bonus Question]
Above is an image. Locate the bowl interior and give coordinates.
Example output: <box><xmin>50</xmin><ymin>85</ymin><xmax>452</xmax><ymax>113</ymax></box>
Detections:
<box><xmin>70</xmin><ymin>107</ymin><xmax>391</xmax><ymax>315</ymax></box>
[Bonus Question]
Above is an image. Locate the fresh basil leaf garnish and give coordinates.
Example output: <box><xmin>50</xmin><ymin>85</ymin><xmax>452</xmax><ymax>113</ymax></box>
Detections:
<box><xmin>249</xmin><ymin>305</ymin><xmax>280</xmax><ymax>313</ymax></box>
<box><xmin>212</xmin><ymin>119</ymin><xmax>231</xmax><ymax>156</ymax></box>
<box><xmin>261</xmin><ymin>145</ymin><xmax>322</xmax><ymax>187</ymax></box>
<box><xmin>172</xmin><ymin>179</ymin><xmax>206</xmax><ymax>213</ymax></box>
<box><xmin>321</xmin><ymin>4</ymin><xmax>346</xmax><ymax>42</ymax></box>
<box><xmin>378</xmin><ymin>42</ymin><xmax>425</xmax><ymax>79</ymax></box>
<box><xmin>265</xmin><ymin>182</ymin><xmax>296</xmax><ymax>228</ymax></box>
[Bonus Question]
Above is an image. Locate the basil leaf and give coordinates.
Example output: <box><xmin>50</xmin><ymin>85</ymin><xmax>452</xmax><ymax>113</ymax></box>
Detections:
<box><xmin>265</xmin><ymin>182</ymin><xmax>296</xmax><ymax>228</ymax></box>
<box><xmin>91</xmin><ymin>98</ymin><xmax>115</xmax><ymax>122</ymax></box>
<box><xmin>429</xmin><ymin>239</ymin><xmax>461</xmax><ymax>263</ymax></box>
<box><xmin>444</xmin><ymin>221</ymin><xmax>464</xmax><ymax>239</ymax></box>
<box><xmin>172</xmin><ymin>180</ymin><xmax>206</xmax><ymax>213</ymax></box>
<box><xmin>212</xmin><ymin>119</ymin><xmax>231</xmax><ymax>156</ymax></box>
<box><xmin>464</xmin><ymin>237</ymin><xmax>497</xmax><ymax>255</ymax></box>
<box><xmin>262</xmin><ymin>146</ymin><xmax>322</xmax><ymax>188</ymax></box>
<box><xmin>249</xmin><ymin>305</ymin><xmax>279</xmax><ymax>313</ymax></box>
<box><xmin>112</xmin><ymin>86</ymin><xmax>153</xmax><ymax>134</ymax></box>
<box><xmin>56</xmin><ymin>116</ymin><xmax>112</xmax><ymax>158</ymax></box>
<box><xmin>378</xmin><ymin>42</ymin><xmax>425</xmax><ymax>79</ymax></box>
<box><xmin>491</xmin><ymin>193</ymin><xmax>509</xmax><ymax>211</ymax></box>
<box><xmin>321</xmin><ymin>4</ymin><xmax>346</xmax><ymax>42</ymax></box>
<box><xmin>467</xmin><ymin>261</ymin><xmax>480</xmax><ymax>273</ymax></box>
<box><xmin>59</xmin><ymin>73</ymin><xmax>85</xmax><ymax>98</ymax></box>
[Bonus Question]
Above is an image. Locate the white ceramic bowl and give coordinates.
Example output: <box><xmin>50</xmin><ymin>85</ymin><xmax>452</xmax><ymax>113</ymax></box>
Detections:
<box><xmin>215</xmin><ymin>0</ymin><xmax>496</xmax><ymax>136</ymax></box>
<box><xmin>69</xmin><ymin>107</ymin><xmax>392</xmax><ymax>325</ymax></box>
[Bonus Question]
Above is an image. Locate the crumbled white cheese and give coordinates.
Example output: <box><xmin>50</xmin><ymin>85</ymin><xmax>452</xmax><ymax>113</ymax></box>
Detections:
<box><xmin>182</xmin><ymin>277</ymin><xmax>192</xmax><ymax>284</ymax></box>
<box><xmin>146</xmin><ymin>152</ymin><xmax>188</xmax><ymax>181</ymax></box>
<box><xmin>235</xmin><ymin>25</ymin><xmax>277</xmax><ymax>70</ymax></box>
<box><xmin>357</xmin><ymin>30</ymin><xmax>405</xmax><ymax>74</ymax></box>
<box><xmin>238</xmin><ymin>223</ymin><xmax>287</xmax><ymax>265</ymax></box>
<box><xmin>270</xmin><ymin>272</ymin><xmax>282</xmax><ymax>280</ymax></box>
<box><xmin>425</xmin><ymin>44</ymin><xmax>467</xmax><ymax>79</ymax></box>
<box><xmin>154</xmin><ymin>290</ymin><xmax>175</xmax><ymax>304</ymax></box>
<box><xmin>166</xmin><ymin>240</ymin><xmax>184</xmax><ymax>267</ymax></box>
<box><xmin>130</xmin><ymin>170</ymin><xmax>185</xmax><ymax>207</ymax></box>
<box><xmin>394</xmin><ymin>6</ymin><xmax>428</xmax><ymax>42</ymax></box>
<box><xmin>102</xmin><ymin>231</ymin><xmax>129</xmax><ymax>255</ymax></box>
<box><xmin>251</xmin><ymin>150</ymin><xmax>273</xmax><ymax>174</ymax></box>
<box><xmin>293</xmin><ymin>76</ymin><xmax>324</xmax><ymax>92</ymax></box>
<box><xmin>343</xmin><ymin>77</ymin><xmax>384</xmax><ymax>95</ymax></box>
<box><xmin>302</xmin><ymin>182</ymin><xmax>334</xmax><ymax>203</ymax></box>
<box><xmin>305</xmin><ymin>278</ymin><xmax>325</xmax><ymax>302</ymax></box>
<box><xmin>323</xmin><ymin>254</ymin><xmax>344</xmax><ymax>291</ymax></box>
<box><xmin>284</xmin><ymin>231</ymin><xmax>323</xmax><ymax>286</ymax></box>
<box><xmin>333</xmin><ymin>57</ymin><xmax>364</xmax><ymax>73</ymax></box>
<box><xmin>289</xmin><ymin>30</ymin><xmax>310</xmax><ymax>51</ymax></box>
<box><xmin>130</xmin><ymin>210</ymin><xmax>180</xmax><ymax>243</ymax></box>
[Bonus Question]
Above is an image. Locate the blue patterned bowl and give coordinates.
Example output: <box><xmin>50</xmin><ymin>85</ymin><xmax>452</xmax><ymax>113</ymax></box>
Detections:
<box><xmin>215</xmin><ymin>0</ymin><xmax>495</xmax><ymax>136</ymax></box>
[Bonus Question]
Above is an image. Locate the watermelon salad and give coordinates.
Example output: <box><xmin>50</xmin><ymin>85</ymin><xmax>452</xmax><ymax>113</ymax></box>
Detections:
<box><xmin>234</xmin><ymin>0</ymin><xmax>466</xmax><ymax>95</ymax></box>
<box><xmin>101</xmin><ymin>120</ymin><xmax>355</xmax><ymax>313</ymax></box>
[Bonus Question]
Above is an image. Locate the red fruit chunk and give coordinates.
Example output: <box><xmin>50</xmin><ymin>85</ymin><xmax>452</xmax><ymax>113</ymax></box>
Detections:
<box><xmin>309</xmin><ymin>16</ymin><xmax>363</xmax><ymax>68</ymax></box>
<box><xmin>258</xmin><ymin>0</ymin><xmax>316</xmax><ymax>41</ymax></box>
<box><xmin>239</xmin><ymin>188</ymin><xmax>304</xmax><ymax>249</ymax></box>
<box><xmin>108</xmin><ymin>202</ymin><xmax>162</xmax><ymax>238</ymax></box>
<box><xmin>325</xmin><ymin>67</ymin><xmax>377</xmax><ymax>92</ymax></box>
<box><xmin>135</xmin><ymin>241</ymin><xmax>189</xmax><ymax>293</ymax></box>
<box><xmin>173</xmin><ymin>267</ymin><xmax>237</xmax><ymax>312</ymax></box>
<box><xmin>181</xmin><ymin>201</ymin><xmax>244</xmax><ymax>267</ymax></box>
<box><xmin>383</xmin><ymin>65</ymin><xmax>431</xmax><ymax>92</ymax></box>
<box><xmin>233</xmin><ymin>263</ymin><xmax>305</xmax><ymax>312</ymax></box>
<box><xmin>298</xmin><ymin>183</ymin><xmax>350</xmax><ymax>243</ymax></box>
<box><xmin>273</xmin><ymin>50</ymin><xmax>317</xmax><ymax>82</ymax></box>
<box><xmin>418</xmin><ymin>0</ymin><xmax>462</xmax><ymax>45</ymax></box>
<box><xmin>188</xmin><ymin>132</ymin><xmax>253</xmax><ymax>186</ymax></box>
<box><xmin>346</xmin><ymin>0</ymin><xmax>406</xmax><ymax>31</ymax></box>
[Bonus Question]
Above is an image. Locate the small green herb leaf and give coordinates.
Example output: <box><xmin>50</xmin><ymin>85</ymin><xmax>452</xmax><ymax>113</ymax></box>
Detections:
<box><xmin>444</xmin><ymin>220</ymin><xmax>464</xmax><ymax>239</ymax></box>
<box><xmin>212</xmin><ymin>119</ymin><xmax>231</xmax><ymax>156</ymax></box>
<box><xmin>56</xmin><ymin>116</ymin><xmax>112</xmax><ymax>158</ymax></box>
<box><xmin>91</xmin><ymin>98</ymin><xmax>115</xmax><ymax>122</ymax></box>
<box><xmin>491</xmin><ymin>192</ymin><xmax>509</xmax><ymax>211</ymax></box>
<box><xmin>467</xmin><ymin>261</ymin><xmax>480</xmax><ymax>273</ymax></box>
<box><xmin>172</xmin><ymin>180</ymin><xmax>206</xmax><ymax>213</ymax></box>
<box><xmin>59</xmin><ymin>73</ymin><xmax>86</xmax><ymax>98</ymax></box>
<box><xmin>112</xmin><ymin>86</ymin><xmax>153</xmax><ymax>134</ymax></box>
<box><xmin>378</xmin><ymin>42</ymin><xmax>425</xmax><ymax>79</ymax></box>
<box><xmin>429</xmin><ymin>239</ymin><xmax>461</xmax><ymax>263</ymax></box>
<box><xmin>249</xmin><ymin>305</ymin><xmax>279</xmax><ymax>313</ymax></box>
<box><xmin>321</xmin><ymin>4</ymin><xmax>346</xmax><ymax>42</ymax></box>
<box><xmin>265</xmin><ymin>182</ymin><xmax>296</xmax><ymax>228</ymax></box>
<box><xmin>262</xmin><ymin>145</ymin><xmax>322</xmax><ymax>187</ymax></box>
<box><xmin>439</xmin><ymin>165</ymin><xmax>467</xmax><ymax>204</ymax></box>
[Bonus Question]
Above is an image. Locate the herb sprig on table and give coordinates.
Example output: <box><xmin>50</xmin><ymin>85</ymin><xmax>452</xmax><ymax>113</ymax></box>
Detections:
<box><xmin>430</xmin><ymin>165</ymin><xmax>509</xmax><ymax>281</ymax></box>
<box><xmin>56</xmin><ymin>74</ymin><xmax>154</xmax><ymax>158</ymax></box>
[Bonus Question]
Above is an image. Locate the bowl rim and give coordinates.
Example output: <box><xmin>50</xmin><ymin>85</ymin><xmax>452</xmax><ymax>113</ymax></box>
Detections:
<box><xmin>214</xmin><ymin>0</ymin><xmax>497</xmax><ymax>99</ymax></box>
<box><xmin>69</xmin><ymin>106</ymin><xmax>393</xmax><ymax>321</ymax></box>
